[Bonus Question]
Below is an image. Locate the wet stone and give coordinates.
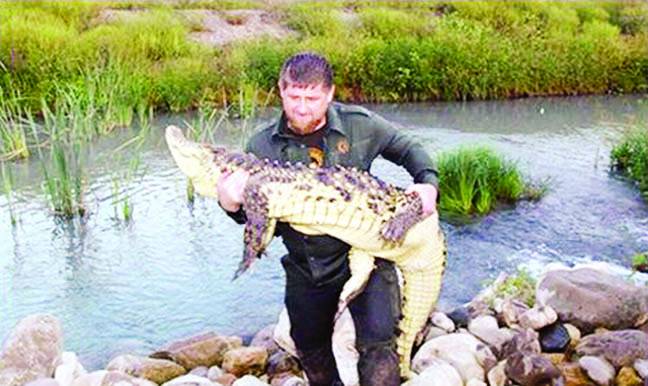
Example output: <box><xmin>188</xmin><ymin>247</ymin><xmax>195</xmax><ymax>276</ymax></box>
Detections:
<box><xmin>447</xmin><ymin>306</ymin><xmax>471</xmax><ymax>328</ymax></box>
<box><xmin>266</xmin><ymin>351</ymin><xmax>301</xmax><ymax>379</ymax></box>
<box><xmin>540</xmin><ymin>322</ymin><xmax>571</xmax><ymax>353</ymax></box>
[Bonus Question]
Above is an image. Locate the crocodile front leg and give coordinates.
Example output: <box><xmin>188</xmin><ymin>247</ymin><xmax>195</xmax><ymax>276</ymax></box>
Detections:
<box><xmin>235</xmin><ymin>177</ymin><xmax>277</xmax><ymax>279</ymax></box>
<box><xmin>335</xmin><ymin>248</ymin><xmax>375</xmax><ymax>320</ymax></box>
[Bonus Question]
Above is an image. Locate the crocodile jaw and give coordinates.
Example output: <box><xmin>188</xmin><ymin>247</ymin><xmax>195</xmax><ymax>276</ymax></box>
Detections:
<box><xmin>165</xmin><ymin>125</ymin><xmax>222</xmax><ymax>199</ymax></box>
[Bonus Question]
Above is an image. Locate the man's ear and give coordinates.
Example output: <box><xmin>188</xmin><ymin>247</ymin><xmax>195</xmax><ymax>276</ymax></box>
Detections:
<box><xmin>327</xmin><ymin>85</ymin><xmax>335</xmax><ymax>103</ymax></box>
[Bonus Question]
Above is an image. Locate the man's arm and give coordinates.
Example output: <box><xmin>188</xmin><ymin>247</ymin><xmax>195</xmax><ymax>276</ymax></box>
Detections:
<box><xmin>367</xmin><ymin>112</ymin><xmax>439</xmax><ymax>215</ymax></box>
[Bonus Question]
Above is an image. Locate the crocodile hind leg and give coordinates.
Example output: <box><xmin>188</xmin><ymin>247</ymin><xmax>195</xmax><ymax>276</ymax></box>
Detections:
<box><xmin>335</xmin><ymin>248</ymin><xmax>375</xmax><ymax>320</ymax></box>
<box><xmin>396</xmin><ymin>238</ymin><xmax>446</xmax><ymax>378</ymax></box>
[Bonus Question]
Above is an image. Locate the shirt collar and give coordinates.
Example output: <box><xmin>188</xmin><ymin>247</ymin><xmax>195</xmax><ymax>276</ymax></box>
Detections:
<box><xmin>272</xmin><ymin>103</ymin><xmax>348</xmax><ymax>139</ymax></box>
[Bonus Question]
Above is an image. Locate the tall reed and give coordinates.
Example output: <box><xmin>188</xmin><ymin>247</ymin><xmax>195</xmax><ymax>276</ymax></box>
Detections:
<box><xmin>1</xmin><ymin>162</ymin><xmax>17</xmax><ymax>225</ymax></box>
<box><xmin>41</xmin><ymin>142</ymin><xmax>86</xmax><ymax>218</ymax></box>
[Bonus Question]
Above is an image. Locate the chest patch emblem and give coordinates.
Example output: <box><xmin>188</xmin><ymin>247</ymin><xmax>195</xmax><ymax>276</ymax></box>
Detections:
<box><xmin>336</xmin><ymin>139</ymin><xmax>350</xmax><ymax>154</ymax></box>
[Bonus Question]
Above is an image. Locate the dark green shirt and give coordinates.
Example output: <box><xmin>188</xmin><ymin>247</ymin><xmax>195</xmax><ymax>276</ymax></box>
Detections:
<box><xmin>233</xmin><ymin>102</ymin><xmax>438</xmax><ymax>285</ymax></box>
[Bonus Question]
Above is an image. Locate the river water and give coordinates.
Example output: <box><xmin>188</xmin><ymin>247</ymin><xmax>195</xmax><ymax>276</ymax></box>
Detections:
<box><xmin>1</xmin><ymin>95</ymin><xmax>647</xmax><ymax>369</ymax></box>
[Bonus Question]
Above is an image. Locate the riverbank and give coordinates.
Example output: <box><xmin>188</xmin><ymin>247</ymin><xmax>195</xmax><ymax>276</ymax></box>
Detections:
<box><xmin>3</xmin><ymin>262</ymin><xmax>648</xmax><ymax>386</ymax></box>
<box><xmin>2</xmin><ymin>1</ymin><xmax>647</xmax><ymax>117</ymax></box>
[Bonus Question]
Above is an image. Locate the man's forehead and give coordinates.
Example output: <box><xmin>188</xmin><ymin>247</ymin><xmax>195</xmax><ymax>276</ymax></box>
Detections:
<box><xmin>283</xmin><ymin>82</ymin><xmax>329</xmax><ymax>93</ymax></box>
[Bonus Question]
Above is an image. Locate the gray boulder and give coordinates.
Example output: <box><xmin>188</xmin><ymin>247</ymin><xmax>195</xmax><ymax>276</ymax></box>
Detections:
<box><xmin>576</xmin><ymin>330</ymin><xmax>648</xmax><ymax>368</ymax></box>
<box><xmin>537</xmin><ymin>267</ymin><xmax>648</xmax><ymax>332</ymax></box>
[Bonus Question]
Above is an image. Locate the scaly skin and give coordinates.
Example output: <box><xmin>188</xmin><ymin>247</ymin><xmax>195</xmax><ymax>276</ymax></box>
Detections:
<box><xmin>165</xmin><ymin>125</ymin><xmax>446</xmax><ymax>378</ymax></box>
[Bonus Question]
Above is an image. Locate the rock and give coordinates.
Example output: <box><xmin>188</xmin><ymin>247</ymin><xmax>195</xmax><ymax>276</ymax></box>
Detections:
<box><xmin>214</xmin><ymin>373</ymin><xmax>237</xmax><ymax>386</ymax></box>
<box><xmin>70</xmin><ymin>370</ymin><xmax>157</xmax><ymax>386</ymax></box>
<box><xmin>576</xmin><ymin>330</ymin><xmax>648</xmax><ymax>368</ymax></box>
<box><xmin>274</xmin><ymin>308</ymin><xmax>358</xmax><ymax>386</ymax></box>
<box><xmin>408</xmin><ymin>358</ymin><xmax>463</xmax><ymax>386</ymax></box>
<box><xmin>519</xmin><ymin>305</ymin><xmax>558</xmax><ymax>330</ymax></box>
<box><xmin>468</xmin><ymin>315</ymin><xmax>512</xmax><ymax>356</ymax></box>
<box><xmin>266</xmin><ymin>351</ymin><xmax>301</xmax><ymax>379</ymax></box>
<box><xmin>468</xmin><ymin>300</ymin><xmax>496</xmax><ymax>319</ymax></box>
<box><xmin>447</xmin><ymin>306</ymin><xmax>471</xmax><ymax>328</ymax></box>
<box><xmin>250</xmin><ymin>325</ymin><xmax>280</xmax><ymax>356</ymax></box>
<box><xmin>487</xmin><ymin>360</ymin><xmax>507</xmax><ymax>386</ymax></box>
<box><xmin>207</xmin><ymin>366</ymin><xmax>223</xmax><ymax>381</ymax></box>
<box><xmin>221</xmin><ymin>347</ymin><xmax>268</xmax><ymax>377</ymax></box>
<box><xmin>431</xmin><ymin>312</ymin><xmax>455</xmax><ymax>332</ymax></box>
<box><xmin>232</xmin><ymin>375</ymin><xmax>269</xmax><ymax>386</ymax></box>
<box><xmin>616</xmin><ymin>366</ymin><xmax>642</xmax><ymax>386</ymax></box>
<box><xmin>412</xmin><ymin>332</ymin><xmax>496</xmax><ymax>382</ymax></box>
<box><xmin>161</xmin><ymin>374</ymin><xmax>217</xmax><ymax>385</ymax></box>
<box><xmin>269</xmin><ymin>373</ymin><xmax>306</xmax><ymax>386</ymax></box>
<box><xmin>634</xmin><ymin>358</ymin><xmax>648</xmax><ymax>378</ymax></box>
<box><xmin>540</xmin><ymin>323</ymin><xmax>571</xmax><ymax>353</ymax></box>
<box><xmin>501</xmin><ymin>299</ymin><xmax>530</xmax><ymax>327</ymax></box>
<box><xmin>537</xmin><ymin>267</ymin><xmax>648</xmax><ymax>332</ymax></box>
<box><xmin>564</xmin><ymin>324</ymin><xmax>582</xmax><ymax>348</ymax></box>
<box><xmin>422</xmin><ymin>326</ymin><xmax>448</xmax><ymax>342</ymax></box>
<box><xmin>500</xmin><ymin>328</ymin><xmax>541</xmax><ymax>359</ymax></box>
<box><xmin>54</xmin><ymin>351</ymin><xmax>87</xmax><ymax>386</ymax></box>
<box><xmin>189</xmin><ymin>366</ymin><xmax>209</xmax><ymax>377</ymax></box>
<box><xmin>543</xmin><ymin>353</ymin><xmax>566</xmax><ymax>366</ymax></box>
<box><xmin>505</xmin><ymin>351</ymin><xmax>561</xmax><ymax>386</ymax></box>
<box><xmin>0</xmin><ymin>314</ymin><xmax>63</xmax><ymax>386</ymax></box>
<box><xmin>106</xmin><ymin>355</ymin><xmax>186</xmax><ymax>384</ymax></box>
<box><xmin>556</xmin><ymin>362</ymin><xmax>596</xmax><ymax>386</ymax></box>
<box><xmin>579</xmin><ymin>356</ymin><xmax>615</xmax><ymax>386</ymax></box>
<box><xmin>150</xmin><ymin>332</ymin><xmax>243</xmax><ymax>370</ymax></box>
<box><xmin>25</xmin><ymin>379</ymin><xmax>61</xmax><ymax>386</ymax></box>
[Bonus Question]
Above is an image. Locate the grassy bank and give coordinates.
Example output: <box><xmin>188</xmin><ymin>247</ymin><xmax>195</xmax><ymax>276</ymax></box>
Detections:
<box><xmin>611</xmin><ymin>128</ymin><xmax>648</xmax><ymax>200</ymax></box>
<box><xmin>1</xmin><ymin>1</ymin><xmax>647</xmax><ymax>116</ymax></box>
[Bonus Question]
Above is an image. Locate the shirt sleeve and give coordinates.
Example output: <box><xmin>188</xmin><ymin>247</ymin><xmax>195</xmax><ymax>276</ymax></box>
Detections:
<box><xmin>369</xmin><ymin>112</ymin><xmax>440</xmax><ymax>190</ymax></box>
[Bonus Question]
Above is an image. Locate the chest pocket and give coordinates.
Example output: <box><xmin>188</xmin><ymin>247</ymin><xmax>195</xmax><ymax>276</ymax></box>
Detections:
<box><xmin>281</xmin><ymin>144</ymin><xmax>311</xmax><ymax>165</ymax></box>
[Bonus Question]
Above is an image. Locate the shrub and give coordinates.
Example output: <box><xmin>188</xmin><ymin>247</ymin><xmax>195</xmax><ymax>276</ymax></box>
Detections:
<box><xmin>436</xmin><ymin>146</ymin><xmax>531</xmax><ymax>218</ymax></box>
<box><xmin>611</xmin><ymin>128</ymin><xmax>648</xmax><ymax>199</ymax></box>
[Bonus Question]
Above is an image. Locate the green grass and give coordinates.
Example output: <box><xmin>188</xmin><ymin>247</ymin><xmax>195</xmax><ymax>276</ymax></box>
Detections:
<box><xmin>436</xmin><ymin>146</ymin><xmax>543</xmax><ymax>218</ymax></box>
<box><xmin>3</xmin><ymin>0</ymin><xmax>647</xmax><ymax>119</ymax></box>
<box><xmin>1</xmin><ymin>162</ymin><xmax>17</xmax><ymax>225</ymax></box>
<box><xmin>611</xmin><ymin>128</ymin><xmax>648</xmax><ymax>199</ymax></box>
<box><xmin>41</xmin><ymin>143</ymin><xmax>86</xmax><ymax>218</ymax></box>
<box><xmin>483</xmin><ymin>268</ymin><xmax>537</xmax><ymax>307</ymax></box>
<box><xmin>632</xmin><ymin>252</ymin><xmax>648</xmax><ymax>272</ymax></box>
<box><xmin>0</xmin><ymin>94</ymin><xmax>31</xmax><ymax>160</ymax></box>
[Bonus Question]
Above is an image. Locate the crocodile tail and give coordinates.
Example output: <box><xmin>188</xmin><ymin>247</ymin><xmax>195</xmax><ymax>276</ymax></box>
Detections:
<box><xmin>165</xmin><ymin>125</ymin><xmax>222</xmax><ymax>199</ymax></box>
<box><xmin>396</xmin><ymin>235</ymin><xmax>446</xmax><ymax>378</ymax></box>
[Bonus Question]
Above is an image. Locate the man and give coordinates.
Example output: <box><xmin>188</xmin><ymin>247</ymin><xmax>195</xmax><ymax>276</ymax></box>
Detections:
<box><xmin>218</xmin><ymin>52</ymin><xmax>438</xmax><ymax>386</ymax></box>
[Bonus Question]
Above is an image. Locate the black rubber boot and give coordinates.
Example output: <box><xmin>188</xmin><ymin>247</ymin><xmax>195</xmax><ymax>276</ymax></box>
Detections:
<box><xmin>297</xmin><ymin>345</ymin><xmax>344</xmax><ymax>386</ymax></box>
<box><xmin>357</xmin><ymin>341</ymin><xmax>401</xmax><ymax>386</ymax></box>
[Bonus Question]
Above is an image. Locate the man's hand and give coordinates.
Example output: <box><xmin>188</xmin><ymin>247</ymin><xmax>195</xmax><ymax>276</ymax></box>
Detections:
<box><xmin>405</xmin><ymin>183</ymin><xmax>438</xmax><ymax>217</ymax></box>
<box><xmin>217</xmin><ymin>169</ymin><xmax>250</xmax><ymax>212</ymax></box>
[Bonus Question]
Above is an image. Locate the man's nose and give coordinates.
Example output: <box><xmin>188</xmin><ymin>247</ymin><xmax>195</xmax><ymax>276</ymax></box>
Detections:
<box><xmin>296</xmin><ymin>98</ymin><xmax>308</xmax><ymax>113</ymax></box>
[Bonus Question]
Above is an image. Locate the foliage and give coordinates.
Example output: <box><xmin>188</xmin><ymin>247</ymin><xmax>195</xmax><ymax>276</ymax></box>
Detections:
<box><xmin>436</xmin><ymin>146</ymin><xmax>542</xmax><ymax>218</ymax></box>
<box><xmin>41</xmin><ymin>143</ymin><xmax>86</xmax><ymax>218</ymax></box>
<box><xmin>632</xmin><ymin>252</ymin><xmax>648</xmax><ymax>272</ymax></box>
<box><xmin>489</xmin><ymin>268</ymin><xmax>537</xmax><ymax>307</ymax></box>
<box><xmin>611</xmin><ymin>128</ymin><xmax>648</xmax><ymax>199</ymax></box>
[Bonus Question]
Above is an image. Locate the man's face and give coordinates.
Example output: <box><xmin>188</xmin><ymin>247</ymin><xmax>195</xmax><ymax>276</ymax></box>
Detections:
<box><xmin>279</xmin><ymin>82</ymin><xmax>334</xmax><ymax>135</ymax></box>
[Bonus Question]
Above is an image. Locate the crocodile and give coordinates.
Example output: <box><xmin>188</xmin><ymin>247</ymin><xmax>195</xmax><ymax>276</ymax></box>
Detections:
<box><xmin>165</xmin><ymin>125</ymin><xmax>446</xmax><ymax>378</ymax></box>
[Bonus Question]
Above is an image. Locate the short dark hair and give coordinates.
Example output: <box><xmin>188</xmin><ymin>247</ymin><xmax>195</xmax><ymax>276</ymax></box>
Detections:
<box><xmin>279</xmin><ymin>52</ymin><xmax>333</xmax><ymax>89</ymax></box>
